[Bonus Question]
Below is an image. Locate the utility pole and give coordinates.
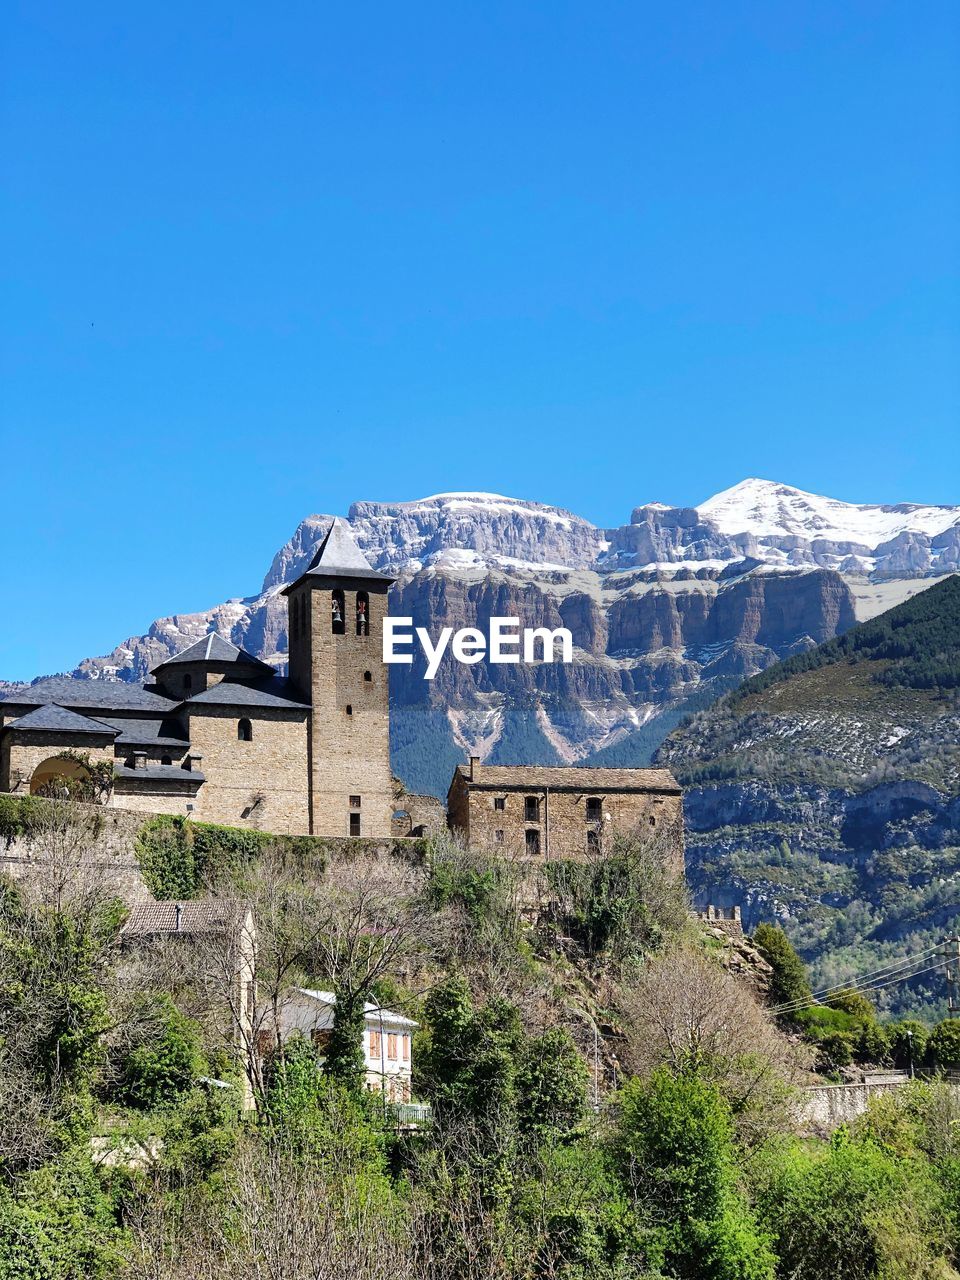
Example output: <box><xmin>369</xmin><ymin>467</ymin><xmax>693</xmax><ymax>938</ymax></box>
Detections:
<box><xmin>945</xmin><ymin>936</ymin><xmax>960</xmax><ymax>1019</ymax></box>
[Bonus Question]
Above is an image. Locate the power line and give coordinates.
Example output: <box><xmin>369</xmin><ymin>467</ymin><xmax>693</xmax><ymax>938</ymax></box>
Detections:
<box><xmin>771</xmin><ymin>942</ymin><xmax>945</xmax><ymax>1013</ymax></box>
<box><xmin>774</xmin><ymin>960</ymin><xmax>952</xmax><ymax>1017</ymax></box>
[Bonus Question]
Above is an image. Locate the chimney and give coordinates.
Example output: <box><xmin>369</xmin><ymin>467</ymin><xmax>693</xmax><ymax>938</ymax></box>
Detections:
<box><xmin>174</xmin><ymin>903</ymin><xmax>183</xmax><ymax>932</ymax></box>
<box><xmin>469</xmin><ymin>755</ymin><xmax>479</xmax><ymax>781</ymax></box>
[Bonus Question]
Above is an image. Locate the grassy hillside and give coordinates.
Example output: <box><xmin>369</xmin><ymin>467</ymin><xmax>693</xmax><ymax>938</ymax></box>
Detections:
<box><xmin>656</xmin><ymin>576</ymin><xmax>960</xmax><ymax>1015</ymax></box>
<box><xmin>660</xmin><ymin>575</ymin><xmax>960</xmax><ymax>794</ymax></box>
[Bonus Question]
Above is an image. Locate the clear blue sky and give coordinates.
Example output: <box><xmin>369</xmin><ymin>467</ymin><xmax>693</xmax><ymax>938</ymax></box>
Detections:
<box><xmin>2</xmin><ymin>1</ymin><xmax>958</xmax><ymax>680</ymax></box>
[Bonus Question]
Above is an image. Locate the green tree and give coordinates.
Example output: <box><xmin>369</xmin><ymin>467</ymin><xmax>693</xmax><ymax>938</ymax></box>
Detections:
<box><xmin>927</xmin><ymin>1020</ymin><xmax>960</xmax><ymax>1071</ymax></box>
<box><xmin>515</xmin><ymin>1027</ymin><xmax>589</xmax><ymax>1142</ymax></box>
<box><xmin>887</xmin><ymin>1020</ymin><xmax>928</xmax><ymax>1073</ymax></box>
<box><xmin>324</xmin><ymin>990</ymin><xmax>367</xmax><ymax>1092</ymax></box>
<box><xmin>613</xmin><ymin>1069</ymin><xmax>775</xmax><ymax>1280</ymax></box>
<box><xmin>752</xmin><ymin>924</ymin><xmax>811</xmax><ymax>1015</ymax></box>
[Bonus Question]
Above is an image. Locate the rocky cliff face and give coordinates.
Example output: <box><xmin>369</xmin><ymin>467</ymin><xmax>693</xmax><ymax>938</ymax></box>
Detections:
<box><xmin>680</xmin><ymin>777</ymin><xmax>960</xmax><ymax>1018</ymax></box>
<box><xmin>8</xmin><ymin>482</ymin><xmax>955</xmax><ymax>797</ymax></box>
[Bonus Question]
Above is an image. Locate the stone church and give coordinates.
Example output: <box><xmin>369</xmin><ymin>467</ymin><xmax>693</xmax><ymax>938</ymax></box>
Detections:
<box><xmin>0</xmin><ymin>520</ymin><xmax>395</xmax><ymax>838</ymax></box>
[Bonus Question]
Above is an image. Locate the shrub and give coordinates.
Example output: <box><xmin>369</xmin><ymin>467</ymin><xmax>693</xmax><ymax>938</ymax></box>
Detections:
<box><xmin>817</xmin><ymin>1030</ymin><xmax>854</xmax><ymax>1071</ymax></box>
<box><xmin>135</xmin><ymin>815</ymin><xmax>328</xmax><ymax>897</ymax></box>
<box><xmin>753</xmin><ymin>1129</ymin><xmax>951</xmax><ymax>1280</ymax></box>
<box><xmin>118</xmin><ymin>996</ymin><xmax>206</xmax><ymax>1110</ymax></box>
<box><xmin>544</xmin><ymin>828</ymin><xmax>687</xmax><ymax>959</ymax></box>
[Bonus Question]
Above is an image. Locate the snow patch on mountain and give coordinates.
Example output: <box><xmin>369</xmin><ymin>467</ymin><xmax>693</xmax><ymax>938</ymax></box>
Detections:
<box><xmin>699</xmin><ymin>478</ymin><xmax>960</xmax><ymax>546</ymax></box>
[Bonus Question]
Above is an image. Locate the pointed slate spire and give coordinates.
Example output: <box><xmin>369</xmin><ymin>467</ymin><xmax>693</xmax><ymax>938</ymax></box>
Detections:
<box><xmin>302</xmin><ymin>518</ymin><xmax>392</xmax><ymax>582</ymax></box>
<box><xmin>152</xmin><ymin>633</ymin><xmax>273</xmax><ymax>672</ymax></box>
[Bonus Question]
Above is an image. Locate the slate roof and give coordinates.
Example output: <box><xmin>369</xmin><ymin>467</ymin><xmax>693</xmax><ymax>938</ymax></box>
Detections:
<box><xmin>184</xmin><ymin>677</ymin><xmax>310</xmax><ymax>710</ymax></box>
<box><xmin>152</xmin><ymin>633</ymin><xmax>273</xmax><ymax>673</ymax></box>
<box><xmin>98</xmin><ymin>717</ymin><xmax>190</xmax><ymax>747</ymax></box>
<box><xmin>283</xmin><ymin>518</ymin><xmax>393</xmax><ymax>591</ymax></box>
<box><xmin>453</xmin><ymin>764</ymin><xmax>681</xmax><ymax>793</ymax></box>
<box><xmin>120</xmin><ymin>899</ymin><xmax>249</xmax><ymax>938</ymax></box>
<box><xmin>113</xmin><ymin>765</ymin><xmax>205</xmax><ymax>785</ymax></box>
<box><xmin>5</xmin><ymin>704</ymin><xmax>119</xmax><ymax>736</ymax></box>
<box><xmin>0</xmin><ymin>677</ymin><xmax>177</xmax><ymax>714</ymax></box>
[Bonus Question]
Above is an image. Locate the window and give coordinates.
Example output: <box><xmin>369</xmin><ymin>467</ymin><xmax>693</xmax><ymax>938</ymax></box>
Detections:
<box><xmin>183</xmin><ymin>673</ymin><xmax>192</xmax><ymax>691</ymax></box>
<box><xmin>350</xmin><ymin>813</ymin><xmax>361</xmax><ymax>837</ymax></box>
<box><xmin>332</xmin><ymin>589</ymin><xmax>345</xmax><ymax>634</ymax></box>
<box><xmin>525</xmin><ymin>828</ymin><xmax>541</xmax><ymax>856</ymax></box>
<box><xmin>649</xmin><ymin>815</ymin><xmax>656</xmax><ymax>827</ymax></box>
<box><xmin>387</xmin><ymin>1033</ymin><xmax>398</xmax><ymax>1061</ymax></box>
<box><xmin>369</xmin><ymin>1028</ymin><xmax>382</xmax><ymax>1057</ymax></box>
<box><xmin>350</xmin><ymin>795</ymin><xmax>361</xmax><ymax>809</ymax></box>
<box><xmin>161</xmin><ymin>755</ymin><xmax>172</xmax><ymax>766</ymax></box>
<box><xmin>356</xmin><ymin>591</ymin><xmax>369</xmax><ymax>636</ymax></box>
<box><xmin>586</xmin><ymin>829</ymin><xmax>600</xmax><ymax>853</ymax></box>
<box><xmin>255</xmin><ymin>1030</ymin><xmax>276</xmax><ymax>1057</ymax></box>
<box><xmin>402</xmin><ymin>1034</ymin><xmax>410</xmax><ymax>1062</ymax></box>
<box><xmin>524</xmin><ymin>795</ymin><xmax>539</xmax><ymax>822</ymax></box>
<box><xmin>345</xmin><ymin>704</ymin><xmax>353</xmax><ymax>716</ymax></box>
<box><xmin>238</xmin><ymin>718</ymin><xmax>253</xmax><ymax>742</ymax></box>
<box><xmin>494</xmin><ymin>796</ymin><xmax>505</xmax><ymax>811</ymax></box>
<box><xmin>363</xmin><ymin>670</ymin><xmax>372</xmax><ymax>682</ymax></box>
<box><xmin>586</xmin><ymin>797</ymin><xmax>602</xmax><ymax>820</ymax></box>
<box><xmin>311</xmin><ymin>1029</ymin><xmax>332</xmax><ymax>1053</ymax></box>
<box><xmin>495</xmin><ymin>830</ymin><xmax>504</xmax><ymax>843</ymax></box>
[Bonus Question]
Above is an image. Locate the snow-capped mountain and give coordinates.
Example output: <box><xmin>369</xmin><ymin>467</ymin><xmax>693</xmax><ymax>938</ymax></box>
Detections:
<box><xmin>695</xmin><ymin>479</ymin><xmax>960</xmax><ymax>574</ymax></box>
<box><xmin>6</xmin><ymin>481</ymin><xmax>957</xmax><ymax>795</ymax></box>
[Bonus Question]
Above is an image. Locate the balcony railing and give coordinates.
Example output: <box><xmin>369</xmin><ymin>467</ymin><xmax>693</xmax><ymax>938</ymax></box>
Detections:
<box><xmin>388</xmin><ymin>1101</ymin><xmax>432</xmax><ymax>1127</ymax></box>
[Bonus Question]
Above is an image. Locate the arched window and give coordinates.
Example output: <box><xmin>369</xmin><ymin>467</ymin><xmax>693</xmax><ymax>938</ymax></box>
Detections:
<box><xmin>356</xmin><ymin>591</ymin><xmax>369</xmax><ymax>636</ymax></box>
<box><xmin>363</xmin><ymin>670</ymin><xmax>372</xmax><ymax>682</ymax></box>
<box><xmin>332</xmin><ymin>589</ymin><xmax>345</xmax><ymax>634</ymax></box>
<box><xmin>183</xmin><ymin>673</ymin><xmax>193</xmax><ymax>691</ymax></box>
<box><xmin>238</xmin><ymin>718</ymin><xmax>253</xmax><ymax>742</ymax></box>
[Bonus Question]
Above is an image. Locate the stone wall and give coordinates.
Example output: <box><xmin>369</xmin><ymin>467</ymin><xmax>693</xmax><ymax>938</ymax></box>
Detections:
<box><xmin>185</xmin><ymin>706</ymin><xmax>310</xmax><ymax>834</ymax></box>
<box><xmin>0</xmin><ymin>799</ymin><xmax>147</xmax><ymax>901</ymax></box>
<box><xmin>796</xmin><ymin>1076</ymin><xmax>913</xmax><ymax>1136</ymax></box>
<box><xmin>2</xmin><ymin>733</ymin><xmax>116</xmax><ymax>794</ymax></box>
<box><xmin>1</xmin><ymin>794</ymin><xmax>429</xmax><ymax>906</ymax></box>
<box><xmin>392</xmin><ymin>792</ymin><xmax>446</xmax><ymax>837</ymax></box>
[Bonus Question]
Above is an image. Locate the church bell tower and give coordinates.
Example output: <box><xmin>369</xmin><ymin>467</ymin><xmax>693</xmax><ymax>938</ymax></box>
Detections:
<box><xmin>283</xmin><ymin>519</ymin><xmax>394</xmax><ymax>838</ymax></box>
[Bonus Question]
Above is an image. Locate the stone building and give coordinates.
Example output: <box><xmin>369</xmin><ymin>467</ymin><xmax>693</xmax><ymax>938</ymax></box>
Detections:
<box><xmin>0</xmin><ymin>520</ymin><xmax>394</xmax><ymax>838</ymax></box>
<box><xmin>447</xmin><ymin>758</ymin><xmax>684</xmax><ymax>867</ymax></box>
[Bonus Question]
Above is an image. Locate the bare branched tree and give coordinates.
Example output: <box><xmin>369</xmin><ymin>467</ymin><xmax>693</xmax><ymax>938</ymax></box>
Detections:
<box><xmin>618</xmin><ymin>944</ymin><xmax>811</xmax><ymax>1146</ymax></box>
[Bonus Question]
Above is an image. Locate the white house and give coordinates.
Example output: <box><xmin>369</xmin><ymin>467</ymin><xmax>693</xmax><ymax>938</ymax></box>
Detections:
<box><xmin>276</xmin><ymin>988</ymin><xmax>418</xmax><ymax>1101</ymax></box>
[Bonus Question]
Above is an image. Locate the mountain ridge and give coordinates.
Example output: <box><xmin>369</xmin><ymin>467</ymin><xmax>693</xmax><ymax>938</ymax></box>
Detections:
<box><xmin>4</xmin><ymin>481</ymin><xmax>956</xmax><ymax>796</ymax></box>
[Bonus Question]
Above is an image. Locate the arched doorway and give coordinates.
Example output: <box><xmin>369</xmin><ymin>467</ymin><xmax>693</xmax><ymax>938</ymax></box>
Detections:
<box><xmin>29</xmin><ymin>755</ymin><xmax>92</xmax><ymax>798</ymax></box>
